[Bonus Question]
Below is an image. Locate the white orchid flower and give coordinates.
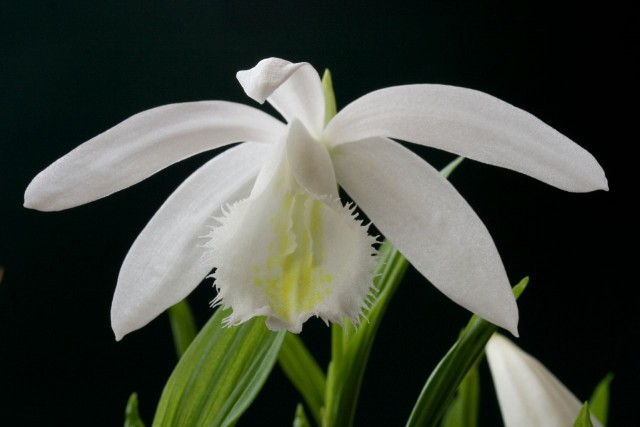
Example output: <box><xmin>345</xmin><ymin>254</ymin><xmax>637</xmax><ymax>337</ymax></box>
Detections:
<box><xmin>486</xmin><ymin>334</ymin><xmax>603</xmax><ymax>427</ymax></box>
<box><xmin>24</xmin><ymin>58</ymin><xmax>607</xmax><ymax>340</ymax></box>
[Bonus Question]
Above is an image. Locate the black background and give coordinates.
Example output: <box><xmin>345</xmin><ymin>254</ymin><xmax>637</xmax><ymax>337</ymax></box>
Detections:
<box><xmin>1</xmin><ymin>1</ymin><xmax>634</xmax><ymax>425</ymax></box>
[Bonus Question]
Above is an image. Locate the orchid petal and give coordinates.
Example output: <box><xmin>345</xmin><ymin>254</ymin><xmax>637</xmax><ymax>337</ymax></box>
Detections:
<box><xmin>332</xmin><ymin>137</ymin><xmax>518</xmax><ymax>334</ymax></box>
<box><xmin>286</xmin><ymin>120</ymin><xmax>339</xmax><ymax>199</ymax></box>
<box><xmin>24</xmin><ymin>101</ymin><xmax>285</xmax><ymax>211</ymax></box>
<box><xmin>111</xmin><ymin>142</ymin><xmax>269</xmax><ymax>340</ymax></box>
<box><xmin>486</xmin><ymin>334</ymin><xmax>603</xmax><ymax>427</ymax></box>
<box><xmin>237</xmin><ymin>58</ymin><xmax>325</xmax><ymax>137</ymax></box>
<box><xmin>326</xmin><ymin>85</ymin><xmax>607</xmax><ymax>192</ymax></box>
<box><xmin>205</xmin><ymin>143</ymin><xmax>376</xmax><ymax>333</ymax></box>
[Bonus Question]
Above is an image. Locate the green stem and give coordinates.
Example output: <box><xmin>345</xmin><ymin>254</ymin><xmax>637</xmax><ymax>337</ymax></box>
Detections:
<box><xmin>323</xmin><ymin>241</ymin><xmax>409</xmax><ymax>427</ymax></box>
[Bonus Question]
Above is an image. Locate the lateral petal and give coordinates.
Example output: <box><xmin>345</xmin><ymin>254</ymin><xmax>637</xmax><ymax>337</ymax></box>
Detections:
<box><xmin>326</xmin><ymin>85</ymin><xmax>607</xmax><ymax>192</ymax></box>
<box><xmin>486</xmin><ymin>334</ymin><xmax>603</xmax><ymax>427</ymax></box>
<box><xmin>111</xmin><ymin>142</ymin><xmax>269</xmax><ymax>340</ymax></box>
<box><xmin>24</xmin><ymin>101</ymin><xmax>284</xmax><ymax>211</ymax></box>
<box><xmin>332</xmin><ymin>137</ymin><xmax>518</xmax><ymax>334</ymax></box>
<box><xmin>237</xmin><ymin>58</ymin><xmax>325</xmax><ymax>137</ymax></box>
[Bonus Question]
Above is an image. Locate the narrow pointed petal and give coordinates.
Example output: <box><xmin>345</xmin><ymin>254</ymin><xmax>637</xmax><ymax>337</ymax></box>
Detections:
<box><xmin>237</xmin><ymin>58</ymin><xmax>325</xmax><ymax>136</ymax></box>
<box><xmin>111</xmin><ymin>142</ymin><xmax>269</xmax><ymax>340</ymax></box>
<box><xmin>205</xmin><ymin>145</ymin><xmax>376</xmax><ymax>333</ymax></box>
<box><xmin>24</xmin><ymin>101</ymin><xmax>285</xmax><ymax>211</ymax></box>
<box><xmin>486</xmin><ymin>334</ymin><xmax>603</xmax><ymax>427</ymax></box>
<box><xmin>332</xmin><ymin>137</ymin><xmax>518</xmax><ymax>334</ymax></box>
<box><xmin>325</xmin><ymin>85</ymin><xmax>607</xmax><ymax>192</ymax></box>
<box><xmin>286</xmin><ymin>120</ymin><xmax>339</xmax><ymax>199</ymax></box>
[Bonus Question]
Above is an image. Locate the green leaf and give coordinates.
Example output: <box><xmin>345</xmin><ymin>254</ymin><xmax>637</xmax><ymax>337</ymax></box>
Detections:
<box><xmin>153</xmin><ymin>308</ymin><xmax>285</xmax><ymax>427</ymax></box>
<box><xmin>573</xmin><ymin>402</ymin><xmax>594</xmax><ymax>427</ymax></box>
<box><xmin>168</xmin><ymin>299</ymin><xmax>197</xmax><ymax>358</ymax></box>
<box><xmin>589</xmin><ymin>372</ymin><xmax>613</xmax><ymax>426</ymax></box>
<box><xmin>125</xmin><ymin>392</ymin><xmax>146</xmax><ymax>427</ymax></box>
<box><xmin>406</xmin><ymin>277</ymin><xmax>529</xmax><ymax>427</ymax></box>
<box><xmin>322</xmin><ymin>69</ymin><xmax>337</xmax><ymax>125</ymax></box>
<box><xmin>324</xmin><ymin>241</ymin><xmax>409</xmax><ymax>427</ymax></box>
<box><xmin>293</xmin><ymin>403</ymin><xmax>312</xmax><ymax>427</ymax></box>
<box><xmin>440</xmin><ymin>360</ymin><xmax>479</xmax><ymax>427</ymax></box>
<box><xmin>278</xmin><ymin>333</ymin><xmax>326</xmax><ymax>425</ymax></box>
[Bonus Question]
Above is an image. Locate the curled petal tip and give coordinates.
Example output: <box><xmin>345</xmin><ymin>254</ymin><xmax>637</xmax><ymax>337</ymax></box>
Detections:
<box><xmin>236</xmin><ymin>58</ymin><xmax>304</xmax><ymax>104</ymax></box>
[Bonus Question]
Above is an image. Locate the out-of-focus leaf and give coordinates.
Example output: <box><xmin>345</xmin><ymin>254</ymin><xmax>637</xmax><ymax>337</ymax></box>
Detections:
<box><xmin>573</xmin><ymin>402</ymin><xmax>594</xmax><ymax>427</ymax></box>
<box><xmin>589</xmin><ymin>372</ymin><xmax>613</xmax><ymax>426</ymax></box>
<box><xmin>293</xmin><ymin>403</ymin><xmax>312</xmax><ymax>427</ymax></box>
<box><xmin>278</xmin><ymin>333</ymin><xmax>326</xmax><ymax>425</ymax></box>
<box><xmin>406</xmin><ymin>277</ymin><xmax>529</xmax><ymax>427</ymax></box>
<box><xmin>153</xmin><ymin>308</ymin><xmax>285</xmax><ymax>427</ymax></box>
<box><xmin>168</xmin><ymin>299</ymin><xmax>197</xmax><ymax>358</ymax></box>
<box><xmin>440</xmin><ymin>360</ymin><xmax>479</xmax><ymax>427</ymax></box>
<box><xmin>125</xmin><ymin>392</ymin><xmax>145</xmax><ymax>427</ymax></box>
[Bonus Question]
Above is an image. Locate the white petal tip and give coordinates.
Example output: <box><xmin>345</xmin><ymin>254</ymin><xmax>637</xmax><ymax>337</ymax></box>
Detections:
<box><xmin>583</xmin><ymin>169</ymin><xmax>609</xmax><ymax>192</ymax></box>
<box><xmin>24</xmin><ymin>177</ymin><xmax>69</xmax><ymax>212</ymax></box>
<box><xmin>492</xmin><ymin>316</ymin><xmax>518</xmax><ymax>338</ymax></box>
<box><xmin>111</xmin><ymin>314</ymin><xmax>138</xmax><ymax>341</ymax></box>
<box><xmin>600</xmin><ymin>178</ymin><xmax>609</xmax><ymax>192</ymax></box>
<box><xmin>236</xmin><ymin>70</ymin><xmax>267</xmax><ymax>104</ymax></box>
<box><xmin>236</xmin><ymin>58</ymin><xmax>305</xmax><ymax>105</ymax></box>
<box><xmin>23</xmin><ymin>185</ymin><xmax>46</xmax><ymax>211</ymax></box>
<box><xmin>23</xmin><ymin>195</ymin><xmax>49</xmax><ymax>211</ymax></box>
<box><xmin>112</xmin><ymin>323</ymin><xmax>128</xmax><ymax>341</ymax></box>
<box><xmin>486</xmin><ymin>295</ymin><xmax>519</xmax><ymax>338</ymax></box>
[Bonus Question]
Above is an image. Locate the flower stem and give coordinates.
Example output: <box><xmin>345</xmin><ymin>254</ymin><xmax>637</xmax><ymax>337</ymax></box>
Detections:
<box><xmin>323</xmin><ymin>241</ymin><xmax>409</xmax><ymax>427</ymax></box>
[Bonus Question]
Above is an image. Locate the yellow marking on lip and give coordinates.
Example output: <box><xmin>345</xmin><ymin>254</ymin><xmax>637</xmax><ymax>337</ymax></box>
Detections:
<box><xmin>252</xmin><ymin>193</ymin><xmax>333</xmax><ymax>323</ymax></box>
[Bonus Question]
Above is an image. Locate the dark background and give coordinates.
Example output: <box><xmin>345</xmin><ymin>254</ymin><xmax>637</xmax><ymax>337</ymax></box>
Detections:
<box><xmin>1</xmin><ymin>1</ymin><xmax>634</xmax><ymax>425</ymax></box>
